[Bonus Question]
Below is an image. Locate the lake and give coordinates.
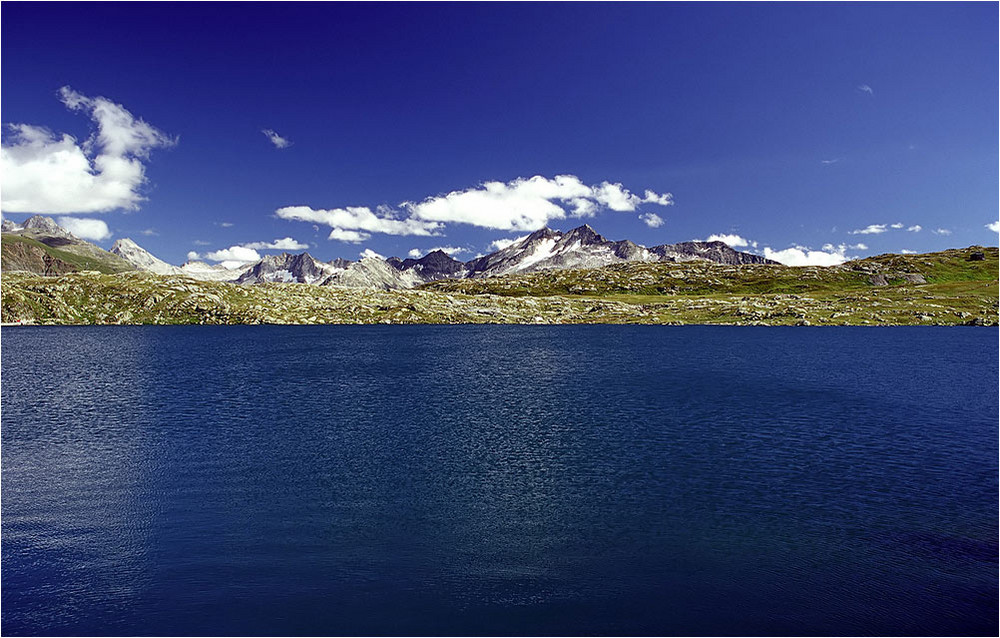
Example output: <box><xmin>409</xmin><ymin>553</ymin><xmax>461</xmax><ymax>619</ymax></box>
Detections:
<box><xmin>2</xmin><ymin>326</ymin><xmax>997</xmax><ymax>636</ymax></box>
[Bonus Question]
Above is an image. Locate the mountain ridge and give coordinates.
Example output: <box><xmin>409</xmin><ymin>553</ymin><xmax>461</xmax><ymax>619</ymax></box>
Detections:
<box><xmin>0</xmin><ymin>216</ymin><xmax>845</xmax><ymax>288</ymax></box>
<box><xmin>2</xmin><ymin>216</ymin><xmax>136</xmax><ymax>274</ymax></box>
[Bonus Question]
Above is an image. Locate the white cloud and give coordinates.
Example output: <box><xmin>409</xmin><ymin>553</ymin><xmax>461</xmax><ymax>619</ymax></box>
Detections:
<box><xmin>705</xmin><ymin>233</ymin><xmax>754</xmax><ymax>248</ymax></box>
<box><xmin>192</xmin><ymin>239</ymin><xmax>211</xmax><ymax>246</ymax></box>
<box><xmin>262</xmin><ymin>129</ymin><xmax>291</xmax><ymax>149</ymax></box>
<box><xmin>139</xmin><ymin>228</ymin><xmax>158</xmax><ymax>236</ymax></box>
<box><xmin>216</xmin><ymin>221</ymin><xmax>234</xmax><ymax>228</ymax></box>
<box><xmin>1</xmin><ymin>87</ymin><xmax>174</xmax><ymax>214</ymax></box>
<box><xmin>278</xmin><ymin>176</ymin><xmax>672</xmax><ymax>240</ymax></box>
<box><xmin>932</xmin><ymin>228</ymin><xmax>952</xmax><ymax>235</ymax></box>
<box><xmin>487</xmin><ymin>236</ymin><xmax>525</xmax><ymax>252</ymax></box>
<box><xmin>327</xmin><ymin>228</ymin><xmax>370</xmax><ymax>243</ymax></box>
<box><xmin>849</xmin><ymin>224</ymin><xmax>888</xmax><ymax>235</ymax></box>
<box><xmin>360</xmin><ymin>248</ymin><xmax>384</xmax><ymax>260</ymax></box>
<box><xmin>241</xmin><ymin>237</ymin><xmax>309</xmax><ymax>251</ymax></box>
<box><xmin>821</xmin><ymin>158</ymin><xmax>839</xmax><ymax>165</ymax></box>
<box><xmin>858</xmin><ymin>84</ymin><xmax>874</xmax><ymax>95</ymax></box>
<box><xmin>907</xmin><ymin>225</ymin><xmax>922</xmax><ymax>232</ymax></box>
<box><xmin>640</xmin><ymin>213</ymin><xmax>664</xmax><ymax>228</ymax></box>
<box><xmin>901</xmin><ymin>249</ymin><xmax>918</xmax><ymax>254</ymax></box>
<box><xmin>890</xmin><ymin>222</ymin><xmax>904</xmax><ymax>229</ymax></box>
<box><xmin>849</xmin><ymin>243</ymin><xmax>868</xmax><ymax>250</ymax></box>
<box><xmin>192</xmin><ymin>238</ymin><xmax>309</xmax><ymax>266</ymax></box>
<box><xmin>403</xmin><ymin>175</ymin><xmax>672</xmax><ymax>231</ymax></box>
<box><xmin>276</xmin><ymin>205</ymin><xmax>441</xmax><ymax>239</ymax></box>
<box><xmin>407</xmin><ymin>245</ymin><xmax>469</xmax><ymax>258</ymax></box>
<box><xmin>56</xmin><ymin>216</ymin><xmax>111</xmax><ymax>241</ymax></box>
<box><xmin>641</xmin><ymin>190</ymin><xmax>673</xmax><ymax>206</ymax></box>
<box><xmin>204</xmin><ymin>246</ymin><xmax>261</xmax><ymax>265</ymax></box>
<box><xmin>764</xmin><ymin>244</ymin><xmax>851</xmax><ymax>267</ymax></box>
<box><xmin>185</xmin><ymin>246</ymin><xmax>261</xmax><ymax>269</ymax></box>
<box><xmin>988</xmin><ymin>221</ymin><xmax>1000</xmax><ymax>233</ymax></box>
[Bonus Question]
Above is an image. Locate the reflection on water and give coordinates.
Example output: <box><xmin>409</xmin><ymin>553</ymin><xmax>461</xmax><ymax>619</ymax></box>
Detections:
<box><xmin>2</xmin><ymin>326</ymin><xmax>998</xmax><ymax>636</ymax></box>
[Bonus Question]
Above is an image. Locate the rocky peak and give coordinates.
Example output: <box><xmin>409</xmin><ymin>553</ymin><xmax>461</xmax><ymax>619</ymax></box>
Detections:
<box><xmin>328</xmin><ymin>258</ymin><xmax>352</xmax><ymax>270</ymax></box>
<box><xmin>414</xmin><ymin>249</ymin><xmax>463</xmax><ymax>269</ymax></box>
<box><xmin>237</xmin><ymin>251</ymin><xmax>338</xmax><ymax>285</ymax></box>
<box><xmin>395</xmin><ymin>249</ymin><xmax>467</xmax><ymax>281</ymax></box>
<box><xmin>649</xmin><ymin>240</ymin><xmax>776</xmax><ymax>265</ymax></box>
<box><xmin>524</xmin><ymin>227</ymin><xmax>560</xmax><ymax>243</ymax></box>
<box><xmin>563</xmin><ymin>224</ymin><xmax>605</xmax><ymax>245</ymax></box>
<box><xmin>1</xmin><ymin>219</ymin><xmax>23</xmax><ymax>233</ymax></box>
<box><xmin>111</xmin><ymin>238</ymin><xmax>141</xmax><ymax>252</ymax></box>
<box><xmin>322</xmin><ymin>254</ymin><xmax>425</xmax><ymax>290</ymax></box>
<box><xmin>110</xmin><ymin>237</ymin><xmax>184</xmax><ymax>275</ymax></box>
<box><xmin>22</xmin><ymin>215</ymin><xmax>71</xmax><ymax>236</ymax></box>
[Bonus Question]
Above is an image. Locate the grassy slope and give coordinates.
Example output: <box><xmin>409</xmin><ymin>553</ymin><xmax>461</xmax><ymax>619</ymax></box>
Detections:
<box><xmin>1</xmin><ymin>234</ymin><xmax>135</xmax><ymax>274</ymax></box>
<box><xmin>422</xmin><ymin>247</ymin><xmax>998</xmax><ymax>297</ymax></box>
<box><xmin>1</xmin><ymin>247</ymin><xmax>996</xmax><ymax>326</ymax></box>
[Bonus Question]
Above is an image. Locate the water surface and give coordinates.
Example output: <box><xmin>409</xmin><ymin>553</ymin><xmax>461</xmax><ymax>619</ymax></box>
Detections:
<box><xmin>2</xmin><ymin>326</ymin><xmax>997</xmax><ymax>635</ymax></box>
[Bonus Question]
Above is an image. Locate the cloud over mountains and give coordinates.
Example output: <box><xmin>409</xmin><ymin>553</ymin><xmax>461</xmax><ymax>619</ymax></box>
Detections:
<box><xmin>277</xmin><ymin>175</ymin><xmax>673</xmax><ymax>243</ymax></box>
<box><xmin>1</xmin><ymin>87</ymin><xmax>174</xmax><ymax>214</ymax></box>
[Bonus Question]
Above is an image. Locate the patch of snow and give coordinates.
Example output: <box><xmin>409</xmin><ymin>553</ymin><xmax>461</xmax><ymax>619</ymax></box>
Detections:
<box><xmin>515</xmin><ymin>238</ymin><xmax>557</xmax><ymax>271</ymax></box>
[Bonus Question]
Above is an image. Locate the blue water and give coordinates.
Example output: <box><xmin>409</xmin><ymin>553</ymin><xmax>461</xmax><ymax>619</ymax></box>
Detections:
<box><xmin>1</xmin><ymin>326</ymin><xmax>997</xmax><ymax>636</ymax></box>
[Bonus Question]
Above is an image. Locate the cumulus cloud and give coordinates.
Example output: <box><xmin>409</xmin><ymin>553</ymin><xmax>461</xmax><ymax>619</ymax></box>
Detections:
<box><xmin>139</xmin><ymin>228</ymin><xmax>158</xmax><ymax>236</ymax></box>
<box><xmin>849</xmin><ymin>224</ymin><xmax>888</xmax><ymax>235</ymax></box>
<box><xmin>849</xmin><ymin>243</ymin><xmax>868</xmax><ymax>250</ymax></box>
<box><xmin>278</xmin><ymin>175</ymin><xmax>672</xmax><ymax>241</ymax></box>
<box><xmin>262</xmin><ymin>129</ymin><xmax>291</xmax><ymax>149</ymax></box>
<box><xmin>203</xmin><ymin>246</ymin><xmax>261</xmax><ymax>266</ymax></box>
<box><xmin>360</xmin><ymin>248</ymin><xmax>384</xmax><ymax>260</ymax></box>
<box><xmin>403</xmin><ymin>175</ymin><xmax>673</xmax><ymax>231</ymax></box>
<box><xmin>640</xmin><ymin>213</ymin><xmax>664</xmax><ymax>228</ymax></box>
<box><xmin>641</xmin><ymin>190</ymin><xmax>673</xmax><ymax>206</ymax></box>
<box><xmin>186</xmin><ymin>246</ymin><xmax>261</xmax><ymax>269</ymax></box>
<box><xmin>1</xmin><ymin>87</ymin><xmax>174</xmax><ymax>213</ymax></box>
<box><xmin>851</xmin><ymin>222</ymin><xmax>926</xmax><ymax>236</ymax></box>
<box><xmin>932</xmin><ymin>228</ymin><xmax>952</xmax><ymax>236</ymax></box>
<box><xmin>56</xmin><ymin>216</ymin><xmax>111</xmax><ymax>241</ymax></box>
<box><xmin>327</xmin><ymin>228</ymin><xmax>370</xmax><ymax>243</ymax></box>
<box><xmin>764</xmin><ymin>244</ymin><xmax>852</xmax><ymax>267</ymax></box>
<box><xmin>988</xmin><ymin>221</ymin><xmax>1000</xmax><ymax>233</ymax></box>
<box><xmin>407</xmin><ymin>246</ymin><xmax>469</xmax><ymax>258</ymax></box>
<box><xmin>704</xmin><ymin>233</ymin><xmax>756</xmax><ymax>248</ymax></box>
<box><xmin>276</xmin><ymin>205</ymin><xmax>441</xmax><ymax>241</ymax></box>
<box><xmin>241</xmin><ymin>237</ymin><xmax>309</xmax><ymax>250</ymax></box>
<box><xmin>900</xmin><ymin>249</ymin><xmax>918</xmax><ymax>254</ymax></box>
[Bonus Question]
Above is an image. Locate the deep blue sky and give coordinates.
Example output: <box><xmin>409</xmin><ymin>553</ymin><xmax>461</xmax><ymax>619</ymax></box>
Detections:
<box><xmin>2</xmin><ymin>2</ymin><xmax>997</xmax><ymax>265</ymax></box>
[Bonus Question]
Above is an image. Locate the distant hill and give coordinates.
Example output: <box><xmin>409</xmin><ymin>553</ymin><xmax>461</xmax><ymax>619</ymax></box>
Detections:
<box><xmin>2</xmin><ymin>216</ymin><xmax>135</xmax><ymax>274</ymax></box>
<box><xmin>422</xmin><ymin>245</ymin><xmax>998</xmax><ymax>303</ymax></box>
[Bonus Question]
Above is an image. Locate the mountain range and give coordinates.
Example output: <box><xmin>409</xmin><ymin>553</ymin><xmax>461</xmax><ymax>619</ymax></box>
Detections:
<box><xmin>2</xmin><ymin>216</ymin><xmax>774</xmax><ymax>289</ymax></box>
